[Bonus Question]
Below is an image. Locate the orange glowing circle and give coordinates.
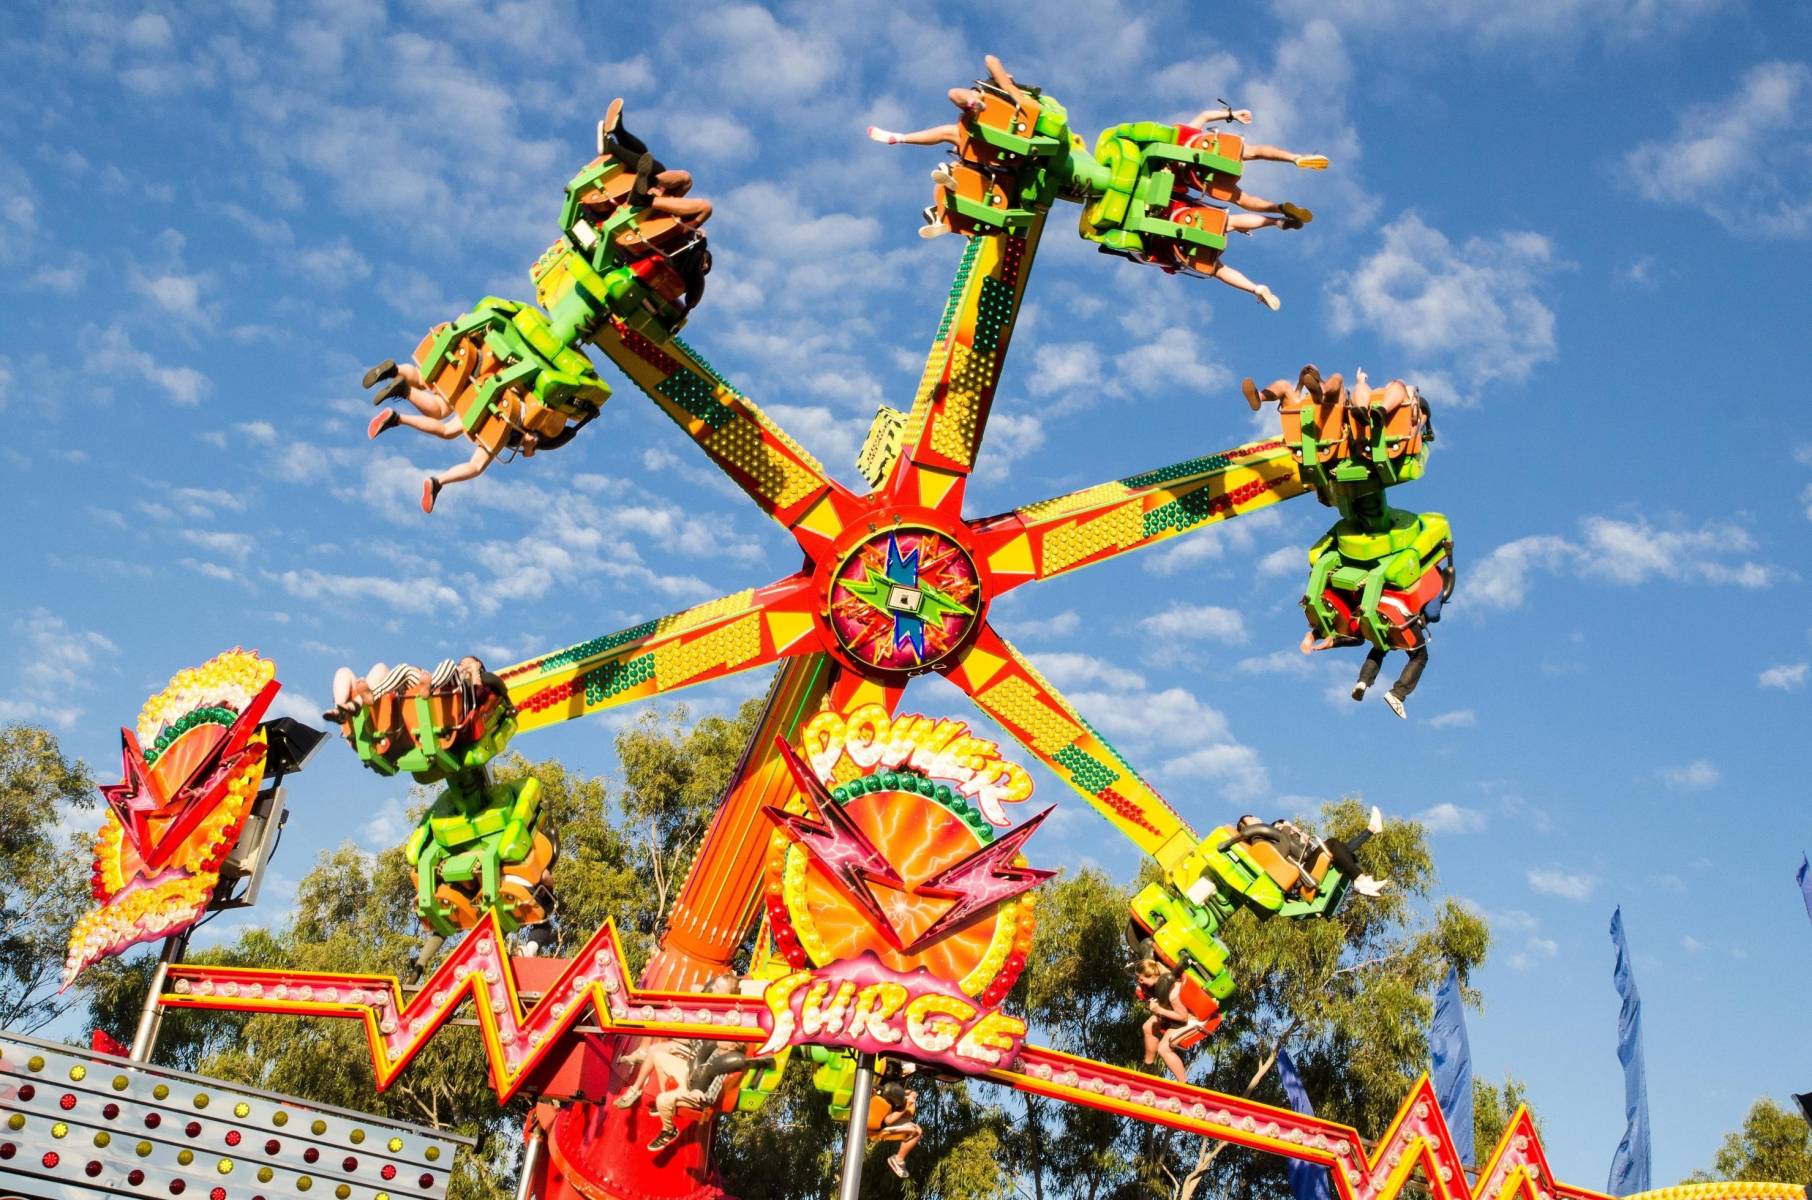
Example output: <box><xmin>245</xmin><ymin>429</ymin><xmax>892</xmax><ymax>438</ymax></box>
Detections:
<box><xmin>784</xmin><ymin>788</ymin><xmax>1011</xmax><ymax>988</ymax></box>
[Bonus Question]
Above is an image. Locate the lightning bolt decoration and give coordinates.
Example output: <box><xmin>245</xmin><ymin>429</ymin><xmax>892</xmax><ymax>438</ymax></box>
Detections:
<box><xmin>765</xmin><ymin>736</ymin><xmax>910</xmax><ymax>948</ymax></box>
<box><xmin>905</xmin><ymin>806</ymin><xmax>1057</xmax><ymax>953</ymax></box>
<box><xmin>155</xmin><ymin>921</ymin><xmax>1796</xmax><ymax>1200</ymax></box>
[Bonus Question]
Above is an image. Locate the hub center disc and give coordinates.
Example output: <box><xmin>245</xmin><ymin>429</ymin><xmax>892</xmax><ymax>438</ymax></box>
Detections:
<box><xmin>827</xmin><ymin>527</ymin><xmax>983</xmax><ymax>673</ymax></box>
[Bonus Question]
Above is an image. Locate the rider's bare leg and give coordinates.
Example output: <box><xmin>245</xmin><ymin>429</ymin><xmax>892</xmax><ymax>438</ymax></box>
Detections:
<box><xmin>1202</xmin><ymin>259</ymin><xmax>1280</xmax><ymax>310</ymax></box>
<box><xmin>1227</xmin><ymin>212</ymin><xmax>1287</xmax><ymax>234</ymax></box>
<box><xmin>650</xmin><ymin>193</ymin><xmax>712</xmax><ymax>226</ymax></box>
<box><xmin>1244</xmin><ymin>142</ymin><xmax>1329</xmax><ymax>169</ymax></box>
<box><xmin>394</xmin><ymin>412</ymin><xmax>464</xmax><ymax>439</ymax></box>
<box><xmin>870</xmin><ymin>122</ymin><xmax>961</xmax><ymax>147</ymax></box>
<box><xmin>435</xmin><ymin>444</ymin><xmax>498</xmax><ymax>487</ymax></box>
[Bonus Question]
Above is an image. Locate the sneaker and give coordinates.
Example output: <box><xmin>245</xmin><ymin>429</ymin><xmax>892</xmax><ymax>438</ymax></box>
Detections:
<box><xmin>367</xmin><ymin>409</ymin><xmax>399</xmax><ymax>439</ymax></box>
<box><xmin>1241</xmin><ymin>377</ymin><xmax>1264</xmax><ymax>410</ymax></box>
<box><xmin>421</xmin><ymin>477</ymin><xmax>442</xmax><ymax>514</ymax></box>
<box><xmin>1294</xmin><ymin>154</ymin><xmax>1329</xmax><ymax>170</ymax></box>
<box><xmin>602</xmin><ymin>97</ymin><xmax>623</xmax><ymax>139</ymax></box>
<box><xmin>612</xmin><ymin>1091</ymin><xmax>640</xmax><ymax>1109</ymax></box>
<box><xmin>647</xmin><ymin>1127</ymin><xmax>679</xmax><ymax>1152</ymax></box>
<box><xmin>1350</xmin><ymin>682</ymin><xmax>1368</xmax><ymax>702</ymax></box>
<box><xmin>1280</xmin><ymin>203</ymin><xmax>1313</xmax><ymax>228</ymax></box>
<box><xmin>362</xmin><ymin>359</ymin><xmax>398</xmax><ymax>389</ymax></box>
<box><xmin>931</xmin><ymin>165</ymin><xmax>957</xmax><ymax>189</ymax></box>
<box><xmin>888</xmin><ymin>1157</ymin><xmax>908</xmax><ymax>1178</ymax></box>
<box><xmin>918</xmin><ymin>208</ymin><xmax>948</xmax><ymax>239</ymax></box>
<box><xmin>1255</xmin><ymin>286</ymin><xmax>1281</xmax><ymax>311</ymax></box>
<box><xmin>1384</xmin><ymin>692</ymin><xmax>1406</xmax><ymax>719</ymax></box>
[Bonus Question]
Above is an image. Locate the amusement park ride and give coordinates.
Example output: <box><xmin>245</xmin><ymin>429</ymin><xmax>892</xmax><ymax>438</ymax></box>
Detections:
<box><xmin>7</xmin><ymin>55</ymin><xmax>1799</xmax><ymax>1200</ymax></box>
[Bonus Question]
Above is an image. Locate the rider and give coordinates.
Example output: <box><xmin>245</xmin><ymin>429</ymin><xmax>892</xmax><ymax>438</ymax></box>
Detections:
<box><xmin>1133</xmin><ymin>958</ymin><xmax>1199</xmax><ymax>1081</ymax></box>
<box><xmin>362</xmin><ymin>358</ymin><xmax>594</xmax><ymax>513</ymax></box>
<box><xmin>868</xmin><ymin>1059</ymin><xmax>924</xmax><ymax>1178</ymax></box>
<box><xmin>599</xmin><ymin>98</ymin><xmax>714</xmax><ymax>229</ymax></box>
<box><xmin>645</xmin><ymin>975</ymin><xmax>777</xmax><ymax>1152</ymax></box>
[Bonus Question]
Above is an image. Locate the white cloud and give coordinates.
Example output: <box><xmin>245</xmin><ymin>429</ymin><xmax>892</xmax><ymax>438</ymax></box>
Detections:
<box><xmin>1138</xmin><ymin>604</ymin><xmax>1247</xmax><ymax>644</ymax></box>
<box><xmin>179</xmin><ymin>529</ymin><xmax>256</xmax><ymax>562</ymax></box>
<box><xmin>1014</xmin><ymin>649</ymin><xmax>1268</xmax><ymax>799</ymax></box>
<box><xmin>83</xmin><ymin>324</ymin><xmax>210</xmax><ymax>406</ymax></box>
<box><xmin>1469</xmin><ymin>517</ymin><xmax>1777</xmax><ymax>610</ymax></box>
<box><xmin>1624</xmin><ymin>61</ymin><xmax>1812</xmax><ymax>237</ymax></box>
<box><xmin>1681</xmin><ymin>934</ymin><xmax>1707</xmax><ymax>954</ymax></box>
<box><xmin>1327</xmin><ymin>213</ymin><xmax>1560</xmax><ymax>400</ymax></box>
<box><xmin>131</xmin><ymin>269</ymin><xmax>209</xmax><ymax>323</ymax></box>
<box><xmin>1758</xmin><ymin>662</ymin><xmax>1806</xmax><ymax>691</ymax></box>
<box><xmin>1508</xmin><ymin>937</ymin><xmax>1560</xmax><ymax>972</ymax></box>
<box><xmin>1235</xmin><ymin>649</ymin><xmax>1317</xmax><ymax>677</ymax></box>
<box><xmin>293</xmin><ymin>237</ymin><xmax>374</xmax><ymax>286</ymax></box>
<box><xmin>1527</xmin><ymin>866</ymin><xmax>1596</xmax><ymax>901</ymax></box>
<box><xmin>1426</xmin><ymin>708</ymin><xmax>1477</xmax><ymax>729</ymax></box>
<box><xmin>1027</xmin><ymin>342</ymin><xmax>1105</xmax><ymax>400</ymax></box>
<box><xmin>271</xmin><ymin>568</ymin><xmax>460</xmax><ymax>615</ymax></box>
<box><xmin>1008</xmin><ymin>610</ymin><xmax>1081</xmax><ymax>641</ymax></box>
<box><xmin>1271</xmin><ymin>0</ymin><xmax>1726</xmax><ymax>42</ymax></box>
<box><xmin>1659</xmin><ymin>759</ymin><xmax>1720</xmax><ymax>790</ymax></box>
<box><xmin>1418</xmin><ymin>802</ymin><xmax>1485</xmax><ymax>833</ymax></box>
<box><xmin>1257</xmin><ymin>545</ymin><xmax>1302</xmax><ymax>577</ymax></box>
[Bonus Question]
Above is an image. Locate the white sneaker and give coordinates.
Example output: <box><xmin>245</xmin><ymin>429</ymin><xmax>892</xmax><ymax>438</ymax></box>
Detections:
<box><xmin>1354</xmin><ymin>874</ymin><xmax>1390</xmax><ymax>897</ymax></box>
<box><xmin>888</xmin><ymin>1157</ymin><xmax>908</xmax><ymax>1178</ymax></box>
<box><xmin>1367</xmin><ymin>805</ymin><xmax>1384</xmax><ymax>835</ymax></box>
<box><xmin>931</xmin><ymin>165</ymin><xmax>957</xmax><ymax>189</ymax></box>
<box><xmin>1383</xmin><ymin>693</ymin><xmax>1406</xmax><ymax>719</ymax></box>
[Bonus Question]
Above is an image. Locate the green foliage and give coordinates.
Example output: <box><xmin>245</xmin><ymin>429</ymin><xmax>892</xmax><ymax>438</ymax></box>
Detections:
<box><xmin>1692</xmin><ymin>1099</ymin><xmax>1812</xmax><ymax>1184</ymax></box>
<box><xmin>0</xmin><ymin>723</ymin><xmax>97</xmax><ymax>1031</ymax></box>
<box><xmin>1473</xmin><ymin>1074</ymin><xmax>1536</xmax><ymax>1158</ymax></box>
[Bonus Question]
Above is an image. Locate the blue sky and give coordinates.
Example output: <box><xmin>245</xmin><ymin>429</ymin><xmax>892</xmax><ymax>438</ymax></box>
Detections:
<box><xmin>2</xmin><ymin>0</ymin><xmax>1809</xmax><ymax>1186</ymax></box>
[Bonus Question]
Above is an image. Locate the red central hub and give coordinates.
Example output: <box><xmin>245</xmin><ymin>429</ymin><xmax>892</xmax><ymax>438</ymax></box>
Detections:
<box><xmin>813</xmin><ymin>507</ymin><xmax>990</xmax><ymax>678</ymax></box>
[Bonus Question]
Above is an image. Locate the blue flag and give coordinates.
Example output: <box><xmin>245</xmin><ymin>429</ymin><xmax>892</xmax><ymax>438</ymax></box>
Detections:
<box><xmin>1430</xmin><ymin>965</ymin><xmax>1476</xmax><ymax>1167</ymax></box>
<box><xmin>1276</xmin><ymin>1050</ymin><xmax>1333</xmax><ymax>1200</ymax></box>
<box><xmin>1798</xmin><ymin>855</ymin><xmax>1812</xmax><ymax>928</ymax></box>
<box><xmin>1606</xmin><ymin>907</ymin><xmax>1652</xmax><ymax>1195</ymax></box>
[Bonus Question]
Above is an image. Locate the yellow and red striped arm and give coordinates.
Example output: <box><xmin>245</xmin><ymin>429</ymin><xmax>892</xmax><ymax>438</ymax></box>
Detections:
<box><xmin>497</xmin><ymin>572</ymin><xmax>825</xmax><ymax>735</ymax></box>
<box><xmin>944</xmin><ymin>623</ymin><xmax>1196</xmax><ymax>870</ymax></box>
<box><xmin>882</xmin><ymin>218</ymin><xmax>1050</xmax><ymax>519</ymax></box>
<box><xmin>646</xmin><ymin>653</ymin><xmax>836</xmax><ymax>990</ymax></box>
<box><xmin>589</xmin><ymin>318</ymin><xmax>865</xmax><ymax>558</ymax></box>
<box><xmin>971</xmin><ymin>436</ymin><xmax>1311</xmax><ymax>595</ymax></box>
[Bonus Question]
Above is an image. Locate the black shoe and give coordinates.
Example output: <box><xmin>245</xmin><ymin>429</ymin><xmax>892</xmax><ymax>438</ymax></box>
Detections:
<box><xmin>647</xmin><ymin>1128</ymin><xmax>679</xmax><ymax>1152</ymax></box>
<box><xmin>1298</xmin><ymin>364</ymin><xmax>1323</xmax><ymax>402</ymax></box>
<box><xmin>1350</xmin><ymin>682</ymin><xmax>1368</xmax><ymax>702</ymax></box>
<box><xmin>362</xmin><ymin>359</ymin><xmax>398</xmax><ymax>389</ymax></box>
<box><xmin>374</xmin><ymin>375</ymin><xmax>409</xmax><ymax>404</ymax></box>
<box><xmin>421</xmin><ymin>477</ymin><xmax>443</xmax><ymax>514</ymax></box>
<box><xmin>631</xmin><ymin>155</ymin><xmax>657</xmax><ymax>206</ymax></box>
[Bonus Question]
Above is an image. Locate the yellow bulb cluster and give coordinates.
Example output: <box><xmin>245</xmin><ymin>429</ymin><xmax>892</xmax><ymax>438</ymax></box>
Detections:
<box><xmin>1627</xmin><ymin>1186</ymin><xmax>1809</xmax><ymax>1200</ymax></box>
<box><xmin>136</xmin><ymin>648</ymin><xmax>275</xmax><ymax>744</ymax></box>
<box><xmin>65</xmin><ymin>874</ymin><xmax>214</xmax><ymax>980</ymax></box>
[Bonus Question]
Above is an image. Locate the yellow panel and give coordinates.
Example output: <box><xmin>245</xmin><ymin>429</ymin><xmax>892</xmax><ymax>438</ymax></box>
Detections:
<box><xmin>952</xmin><ymin>646</ymin><xmax>1007</xmax><ymax>691</ymax></box>
<box><xmin>930</xmin><ymin>343</ymin><xmax>989</xmax><ymax>466</ymax></box>
<box><xmin>1038</xmin><ymin>501</ymin><xmax>1141</xmax><ymax>575</ymax></box>
<box><xmin>986</xmin><ymin>533</ymin><xmax>1034</xmax><ymax>578</ymax></box>
<box><xmin>706</xmin><ymin>416</ymin><xmax>821</xmax><ymax>511</ymax></box>
<box><xmin>977</xmin><ymin>675</ymin><xmax>1082</xmax><ymax>756</ymax></box>
<box><xmin>915</xmin><ymin>465</ymin><xmax>963</xmax><ymax>510</ymax></box>
<box><xmin>654</xmin><ymin>588</ymin><xmax>756</xmax><ymax>636</ymax></box>
<box><xmin>763</xmin><ymin>609</ymin><xmax>817</xmax><ymax>654</ymax></box>
<box><xmin>652</xmin><ymin>614</ymin><xmax>763</xmax><ymax>688</ymax></box>
<box><xmin>1018</xmin><ymin>478</ymin><xmax>1135</xmax><ymax>522</ymax></box>
<box><xmin>795</xmin><ymin>493</ymin><xmax>845</xmax><ymax>541</ymax></box>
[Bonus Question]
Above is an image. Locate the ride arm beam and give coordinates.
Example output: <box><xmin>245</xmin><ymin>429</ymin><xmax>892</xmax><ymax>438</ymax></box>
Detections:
<box><xmin>496</xmin><ymin>571</ymin><xmax>824</xmax><ymax>735</ymax></box>
<box><xmin>587</xmin><ymin>318</ymin><xmax>866</xmax><ymax>559</ymax></box>
<box><xmin>880</xmin><ymin>219</ymin><xmax>1049</xmax><ymax>519</ymax></box>
<box><xmin>642</xmin><ymin>652</ymin><xmax>837</xmax><ymax>990</ymax></box>
<box><xmin>969</xmin><ymin>436</ymin><xmax>1310</xmax><ymax>596</ymax></box>
<box><xmin>941</xmin><ymin>621</ymin><xmax>1196</xmax><ymax>871</ymax></box>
